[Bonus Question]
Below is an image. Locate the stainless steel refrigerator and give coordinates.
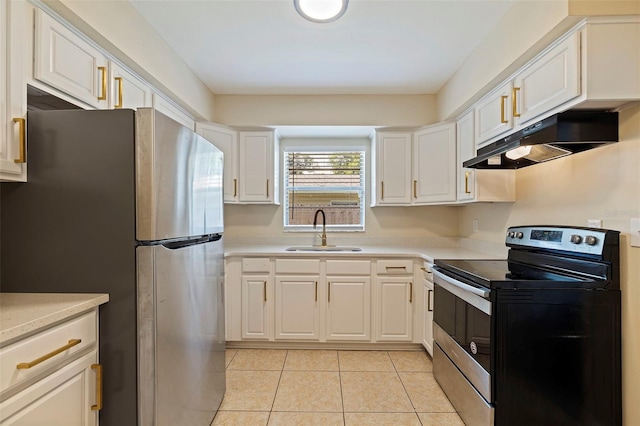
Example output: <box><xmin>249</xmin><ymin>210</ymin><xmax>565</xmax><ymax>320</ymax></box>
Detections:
<box><xmin>1</xmin><ymin>108</ymin><xmax>226</xmax><ymax>426</ymax></box>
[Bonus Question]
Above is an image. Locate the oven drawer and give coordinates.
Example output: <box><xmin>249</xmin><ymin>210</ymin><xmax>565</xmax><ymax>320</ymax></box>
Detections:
<box><xmin>434</xmin><ymin>344</ymin><xmax>494</xmax><ymax>426</ymax></box>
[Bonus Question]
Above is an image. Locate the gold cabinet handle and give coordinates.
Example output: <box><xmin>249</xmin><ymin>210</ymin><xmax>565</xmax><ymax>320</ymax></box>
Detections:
<box><xmin>91</xmin><ymin>364</ymin><xmax>103</xmax><ymax>411</ymax></box>
<box><xmin>409</xmin><ymin>282</ymin><xmax>413</xmax><ymax>303</ymax></box>
<box><xmin>386</xmin><ymin>266</ymin><xmax>407</xmax><ymax>272</ymax></box>
<box><xmin>263</xmin><ymin>281</ymin><xmax>267</xmax><ymax>302</ymax></box>
<box><xmin>97</xmin><ymin>66</ymin><xmax>107</xmax><ymax>101</ymax></box>
<box><xmin>413</xmin><ymin>180</ymin><xmax>417</xmax><ymax>199</ymax></box>
<box><xmin>464</xmin><ymin>171</ymin><xmax>471</xmax><ymax>194</ymax></box>
<box><xmin>328</xmin><ymin>282</ymin><xmax>331</xmax><ymax>302</ymax></box>
<box><xmin>12</xmin><ymin>118</ymin><xmax>26</xmax><ymax>164</ymax></box>
<box><xmin>500</xmin><ymin>95</ymin><xmax>508</xmax><ymax>124</ymax></box>
<box><xmin>512</xmin><ymin>87</ymin><xmax>521</xmax><ymax>118</ymax></box>
<box><xmin>233</xmin><ymin>178</ymin><xmax>237</xmax><ymax>197</ymax></box>
<box><xmin>16</xmin><ymin>339</ymin><xmax>82</xmax><ymax>369</ymax></box>
<box><xmin>315</xmin><ymin>281</ymin><xmax>318</xmax><ymax>302</ymax></box>
<box><xmin>427</xmin><ymin>289</ymin><xmax>433</xmax><ymax>312</ymax></box>
<box><xmin>266</xmin><ymin>179</ymin><xmax>269</xmax><ymax>198</ymax></box>
<box><xmin>114</xmin><ymin>77</ymin><xmax>124</xmax><ymax>108</ymax></box>
<box><xmin>381</xmin><ymin>181</ymin><xmax>384</xmax><ymax>200</ymax></box>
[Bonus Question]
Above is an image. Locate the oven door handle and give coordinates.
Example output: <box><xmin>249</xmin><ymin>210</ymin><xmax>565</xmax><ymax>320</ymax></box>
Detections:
<box><xmin>433</xmin><ymin>269</ymin><xmax>491</xmax><ymax>298</ymax></box>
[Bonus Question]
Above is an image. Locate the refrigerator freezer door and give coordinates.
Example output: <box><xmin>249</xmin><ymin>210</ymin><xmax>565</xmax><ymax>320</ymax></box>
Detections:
<box><xmin>136</xmin><ymin>108</ymin><xmax>223</xmax><ymax>241</ymax></box>
<box><xmin>137</xmin><ymin>237</ymin><xmax>225</xmax><ymax>426</ymax></box>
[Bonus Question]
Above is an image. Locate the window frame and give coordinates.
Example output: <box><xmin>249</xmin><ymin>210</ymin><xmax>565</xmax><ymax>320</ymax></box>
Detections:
<box><xmin>281</xmin><ymin>139</ymin><xmax>367</xmax><ymax>233</ymax></box>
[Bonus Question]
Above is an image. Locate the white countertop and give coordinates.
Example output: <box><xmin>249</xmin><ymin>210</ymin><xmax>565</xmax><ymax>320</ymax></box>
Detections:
<box><xmin>0</xmin><ymin>293</ymin><xmax>109</xmax><ymax>345</ymax></box>
<box><xmin>225</xmin><ymin>244</ymin><xmax>504</xmax><ymax>263</ymax></box>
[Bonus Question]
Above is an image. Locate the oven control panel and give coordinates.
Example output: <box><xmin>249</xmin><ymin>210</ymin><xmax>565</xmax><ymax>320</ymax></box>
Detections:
<box><xmin>505</xmin><ymin>226</ymin><xmax>609</xmax><ymax>255</ymax></box>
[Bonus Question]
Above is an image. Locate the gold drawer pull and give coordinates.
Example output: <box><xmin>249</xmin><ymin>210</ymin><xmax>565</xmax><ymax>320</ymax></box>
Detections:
<box><xmin>97</xmin><ymin>66</ymin><xmax>107</xmax><ymax>101</ymax></box>
<box><xmin>16</xmin><ymin>339</ymin><xmax>82</xmax><ymax>369</ymax></box>
<box><xmin>91</xmin><ymin>364</ymin><xmax>103</xmax><ymax>411</ymax></box>
<box><xmin>233</xmin><ymin>178</ymin><xmax>237</xmax><ymax>197</ymax></box>
<box><xmin>409</xmin><ymin>282</ymin><xmax>413</xmax><ymax>303</ymax></box>
<box><xmin>13</xmin><ymin>118</ymin><xmax>26</xmax><ymax>164</ymax></box>
<box><xmin>386</xmin><ymin>266</ymin><xmax>407</xmax><ymax>271</ymax></box>
<box><xmin>512</xmin><ymin>87</ymin><xmax>521</xmax><ymax>118</ymax></box>
<box><xmin>500</xmin><ymin>95</ymin><xmax>508</xmax><ymax>124</ymax></box>
<box><xmin>464</xmin><ymin>171</ymin><xmax>471</xmax><ymax>194</ymax></box>
<box><xmin>114</xmin><ymin>77</ymin><xmax>124</xmax><ymax>108</ymax></box>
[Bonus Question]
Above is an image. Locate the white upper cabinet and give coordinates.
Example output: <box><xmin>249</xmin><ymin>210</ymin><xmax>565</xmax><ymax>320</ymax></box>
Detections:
<box><xmin>109</xmin><ymin>62</ymin><xmax>152</xmax><ymax>110</ymax></box>
<box><xmin>0</xmin><ymin>0</ymin><xmax>27</xmax><ymax>182</ymax></box>
<box><xmin>456</xmin><ymin>111</ymin><xmax>515</xmax><ymax>203</ymax></box>
<box><xmin>513</xmin><ymin>32</ymin><xmax>580</xmax><ymax>125</ymax></box>
<box><xmin>238</xmin><ymin>130</ymin><xmax>279</xmax><ymax>204</ymax></box>
<box><xmin>34</xmin><ymin>9</ymin><xmax>109</xmax><ymax>109</ymax></box>
<box><xmin>372</xmin><ymin>132</ymin><xmax>412</xmax><ymax>206</ymax></box>
<box><xmin>196</xmin><ymin>122</ymin><xmax>239</xmax><ymax>203</ymax></box>
<box><xmin>152</xmin><ymin>93</ymin><xmax>194</xmax><ymax>130</ymax></box>
<box><xmin>413</xmin><ymin>123</ymin><xmax>457</xmax><ymax>204</ymax></box>
<box><xmin>474</xmin><ymin>80</ymin><xmax>514</xmax><ymax>148</ymax></box>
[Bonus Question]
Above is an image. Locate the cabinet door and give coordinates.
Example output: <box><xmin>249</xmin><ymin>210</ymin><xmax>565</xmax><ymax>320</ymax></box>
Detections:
<box><xmin>1</xmin><ymin>0</ymin><xmax>27</xmax><ymax>182</ymax></box>
<box><xmin>456</xmin><ymin>111</ymin><xmax>475</xmax><ymax>201</ymax></box>
<box><xmin>375</xmin><ymin>277</ymin><xmax>413</xmax><ymax>342</ymax></box>
<box><xmin>197</xmin><ymin>123</ymin><xmax>239</xmax><ymax>203</ymax></box>
<box><xmin>326</xmin><ymin>277</ymin><xmax>371</xmax><ymax>341</ymax></box>
<box><xmin>238</xmin><ymin>131</ymin><xmax>276</xmax><ymax>203</ymax></box>
<box><xmin>152</xmin><ymin>93</ymin><xmax>195</xmax><ymax>130</ymax></box>
<box><xmin>34</xmin><ymin>10</ymin><xmax>108</xmax><ymax>109</ymax></box>
<box><xmin>413</xmin><ymin>123</ymin><xmax>456</xmax><ymax>204</ymax></box>
<box><xmin>474</xmin><ymin>80</ymin><xmax>513</xmax><ymax>148</ymax></box>
<box><xmin>109</xmin><ymin>62</ymin><xmax>152</xmax><ymax>110</ymax></box>
<box><xmin>422</xmin><ymin>280</ymin><xmax>434</xmax><ymax>356</ymax></box>
<box><xmin>514</xmin><ymin>32</ymin><xmax>580</xmax><ymax>124</ymax></box>
<box><xmin>274</xmin><ymin>276</ymin><xmax>320</xmax><ymax>340</ymax></box>
<box><xmin>373</xmin><ymin>132</ymin><xmax>412</xmax><ymax>205</ymax></box>
<box><xmin>0</xmin><ymin>351</ymin><xmax>98</xmax><ymax>426</ymax></box>
<box><xmin>241</xmin><ymin>275</ymin><xmax>271</xmax><ymax>340</ymax></box>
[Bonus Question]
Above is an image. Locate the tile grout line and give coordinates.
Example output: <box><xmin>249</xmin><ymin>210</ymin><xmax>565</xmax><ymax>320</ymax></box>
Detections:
<box><xmin>266</xmin><ymin>350</ymin><xmax>288</xmax><ymax>426</ymax></box>
<box><xmin>337</xmin><ymin>351</ymin><xmax>346</xmax><ymax>426</ymax></box>
<box><xmin>388</xmin><ymin>350</ymin><xmax>425</xmax><ymax>425</ymax></box>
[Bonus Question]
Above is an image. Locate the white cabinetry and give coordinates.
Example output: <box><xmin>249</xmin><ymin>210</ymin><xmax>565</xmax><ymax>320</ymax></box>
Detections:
<box><xmin>34</xmin><ymin>9</ymin><xmax>109</xmax><ymax>109</ymax></box>
<box><xmin>375</xmin><ymin>259</ymin><xmax>414</xmax><ymax>342</ymax></box>
<box><xmin>474</xmin><ymin>80</ymin><xmax>514</xmax><ymax>148</ymax></box>
<box><xmin>0</xmin><ymin>311</ymin><xmax>101</xmax><ymax>425</ymax></box>
<box><xmin>421</xmin><ymin>262</ymin><xmax>434</xmax><ymax>356</ymax></box>
<box><xmin>456</xmin><ymin>111</ymin><xmax>515</xmax><ymax>203</ymax></box>
<box><xmin>196</xmin><ymin>123</ymin><xmax>239</xmax><ymax>203</ymax></box>
<box><xmin>372</xmin><ymin>132</ymin><xmax>412</xmax><ymax>205</ymax></box>
<box><xmin>1</xmin><ymin>0</ymin><xmax>27</xmax><ymax>182</ymax></box>
<box><xmin>152</xmin><ymin>93</ymin><xmax>194</xmax><ymax>130</ymax></box>
<box><xmin>413</xmin><ymin>123</ymin><xmax>456</xmax><ymax>203</ymax></box>
<box><xmin>240</xmin><ymin>258</ymin><xmax>272</xmax><ymax>340</ymax></box>
<box><xmin>326</xmin><ymin>260</ymin><xmax>371</xmax><ymax>341</ymax></box>
<box><xmin>109</xmin><ymin>62</ymin><xmax>152</xmax><ymax>110</ymax></box>
<box><xmin>274</xmin><ymin>259</ymin><xmax>320</xmax><ymax>340</ymax></box>
<box><xmin>238</xmin><ymin>131</ymin><xmax>279</xmax><ymax>204</ymax></box>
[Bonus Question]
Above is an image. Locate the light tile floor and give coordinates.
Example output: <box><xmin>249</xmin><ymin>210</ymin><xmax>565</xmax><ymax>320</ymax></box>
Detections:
<box><xmin>212</xmin><ymin>349</ymin><xmax>464</xmax><ymax>426</ymax></box>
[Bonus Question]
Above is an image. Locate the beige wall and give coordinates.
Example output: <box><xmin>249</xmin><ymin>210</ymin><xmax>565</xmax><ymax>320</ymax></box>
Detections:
<box><xmin>569</xmin><ymin>0</ymin><xmax>640</xmax><ymax>15</ymax></box>
<box><xmin>457</xmin><ymin>104</ymin><xmax>640</xmax><ymax>425</ymax></box>
<box><xmin>43</xmin><ymin>0</ymin><xmax>216</xmax><ymax>121</ymax></box>
<box><xmin>214</xmin><ymin>95</ymin><xmax>437</xmax><ymax>127</ymax></box>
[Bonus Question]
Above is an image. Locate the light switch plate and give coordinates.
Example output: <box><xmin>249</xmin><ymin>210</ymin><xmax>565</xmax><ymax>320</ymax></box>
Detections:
<box><xmin>631</xmin><ymin>218</ymin><xmax>640</xmax><ymax>248</ymax></box>
<box><xmin>587</xmin><ymin>219</ymin><xmax>602</xmax><ymax>228</ymax></box>
<box><xmin>473</xmin><ymin>219</ymin><xmax>479</xmax><ymax>233</ymax></box>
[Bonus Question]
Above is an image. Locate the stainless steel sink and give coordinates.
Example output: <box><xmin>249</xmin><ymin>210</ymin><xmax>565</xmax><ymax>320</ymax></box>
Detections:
<box><xmin>285</xmin><ymin>246</ymin><xmax>362</xmax><ymax>252</ymax></box>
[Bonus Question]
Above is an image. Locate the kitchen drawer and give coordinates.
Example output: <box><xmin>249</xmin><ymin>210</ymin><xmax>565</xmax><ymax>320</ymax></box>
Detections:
<box><xmin>421</xmin><ymin>261</ymin><xmax>434</xmax><ymax>283</ymax></box>
<box><xmin>0</xmin><ymin>311</ymin><xmax>97</xmax><ymax>396</ymax></box>
<box><xmin>242</xmin><ymin>258</ymin><xmax>270</xmax><ymax>273</ymax></box>
<box><xmin>376</xmin><ymin>259</ymin><xmax>414</xmax><ymax>275</ymax></box>
<box><xmin>275</xmin><ymin>259</ymin><xmax>320</xmax><ymax>274</ymax></box>
<box><xmin>326</xmin><ymin>260</ymin><xmax>371</xmax><ymax>276</ymax></box>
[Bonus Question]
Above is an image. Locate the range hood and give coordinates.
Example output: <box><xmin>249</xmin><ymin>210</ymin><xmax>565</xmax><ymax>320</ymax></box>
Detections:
<box><xmin>463</xmin><ymin>111</ymin><xmax>619</xmax><ymax>169</ymax></box>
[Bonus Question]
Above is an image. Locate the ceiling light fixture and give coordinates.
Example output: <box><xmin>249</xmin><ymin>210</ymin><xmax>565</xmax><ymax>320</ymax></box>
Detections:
<box><xmin>294</xmin><ymin>0</ymin><xmax>349</xmax><ymax>23</ymax></box>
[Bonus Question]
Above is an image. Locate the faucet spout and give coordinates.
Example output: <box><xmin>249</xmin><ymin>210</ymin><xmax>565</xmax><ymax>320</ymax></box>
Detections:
<box><xmin>313</xmin><ymin>209</ymin><xmax>327</xmax><ymax>246</ymax></box>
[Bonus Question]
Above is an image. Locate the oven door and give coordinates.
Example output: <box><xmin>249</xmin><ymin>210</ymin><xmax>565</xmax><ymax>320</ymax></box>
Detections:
<box><xmin>433</xmin><ymin>267</ymin><xmax>493</xmax><ymax>420</ymax></box>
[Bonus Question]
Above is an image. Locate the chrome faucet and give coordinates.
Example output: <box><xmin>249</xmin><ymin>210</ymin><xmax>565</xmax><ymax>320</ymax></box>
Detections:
<box><xmin>313</xmin><ymin>209</ymin><xmax>327</xmax><ymax>247</ymax></box>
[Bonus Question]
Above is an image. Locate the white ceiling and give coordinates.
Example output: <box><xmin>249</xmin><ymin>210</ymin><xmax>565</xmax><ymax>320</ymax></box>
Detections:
<box><xmin>129</xmin><ymin>0</ymin><xmax>517</xmax><ymax>95</ymax></box>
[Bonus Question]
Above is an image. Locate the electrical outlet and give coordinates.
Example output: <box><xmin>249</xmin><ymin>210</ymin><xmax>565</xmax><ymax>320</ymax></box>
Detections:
<box><xmin>631</xmin><ymin>218</ymin><xmax>640</xmax><ymax>248</ymax></box>
<box><xmin>472</xmin><ymin>219</ymin><xmax>479</xmax><ymax>233</ymax></box>
<box><xmin>587</xmin><ymin>219</ymin><xmax>602</xmax><ymax>229</ymax></box>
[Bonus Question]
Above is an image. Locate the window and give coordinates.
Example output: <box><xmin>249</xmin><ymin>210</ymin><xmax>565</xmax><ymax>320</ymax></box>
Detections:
<box><xmin>284</xmin><ymin>149</ymin><xmax>365</xmax><ymax>231</ymax></box>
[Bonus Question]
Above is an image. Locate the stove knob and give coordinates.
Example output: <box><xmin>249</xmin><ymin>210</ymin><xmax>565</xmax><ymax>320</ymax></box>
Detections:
<box><xmin>507</xmin><ymin>232</ymin><xmax>514</xmax><ymax>238</ymax></box>
<box><xmin>585</xmin><ymin>235</ymin><xmax>598</xmax><ymax>246</ymax></box>
<box><xmin>570</xmin><ymin>234</ymin><xmax>583</xmax><ymax>244</ymax></box>
<box><xmin>515</xmin><ymin>232</ymin><xmax>524</xmax><ymax>239</ymax></box>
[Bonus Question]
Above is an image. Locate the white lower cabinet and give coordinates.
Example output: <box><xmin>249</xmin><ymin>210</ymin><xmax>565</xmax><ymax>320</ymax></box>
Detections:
<box><xmin>0</xmin><ymin>310</ymin><xmax>101</xmax><ymax>425</ymax></box>
<box><xmin>326</xmin><ymin>276</ymin><xmax>371</xmax><ymax>341</ymax></box>
<box><xmin>275</xmin><ymin>276</ymin><xmax>320</xmax><ymax>340</ymax></box>
<box><xmin>375</xmin><ymin>277</ymin><xmax>414</xmax><ymax>342</ymax></box>
<box><xmin>241</xmin><ymin>275</ymin><xmax>272</xmax><ymax>340</ymax></box>
<box><xmin>421</xmin><ymin>263</ymin><xmax>434</xmax><ymax>356</ymax></box>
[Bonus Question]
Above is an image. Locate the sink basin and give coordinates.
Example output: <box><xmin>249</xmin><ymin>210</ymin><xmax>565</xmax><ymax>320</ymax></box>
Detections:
<box><xmin>285</xmin><ymin>246</ymin><xmax>362</xmax><ymax>252</ymax></box>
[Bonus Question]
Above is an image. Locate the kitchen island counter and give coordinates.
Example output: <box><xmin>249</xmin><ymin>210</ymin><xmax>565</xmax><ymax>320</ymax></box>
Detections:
<box><xmin>0</xmin><ymin>293</ymin><xmax>109</xmax><ymax>345</ymax></box>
